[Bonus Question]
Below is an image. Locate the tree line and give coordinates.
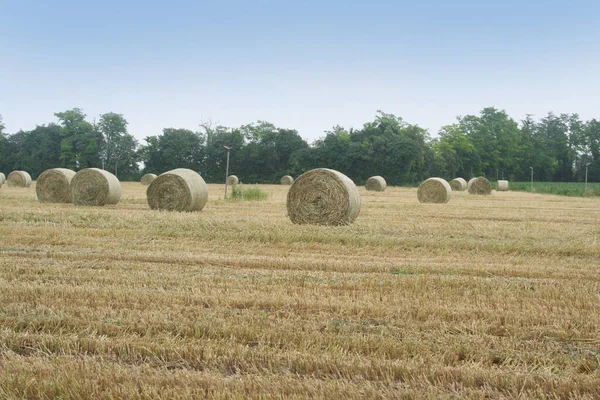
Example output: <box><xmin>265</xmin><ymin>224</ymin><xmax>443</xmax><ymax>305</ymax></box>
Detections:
<box><xmin>1</xmin><ymin>107</ymin><xmax>598</xmax><ymax>184</ymax></box>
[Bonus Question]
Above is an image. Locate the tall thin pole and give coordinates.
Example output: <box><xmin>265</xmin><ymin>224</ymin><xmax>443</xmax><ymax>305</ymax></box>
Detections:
<box><xmin>530</xmin><ymin>167</ymin><xmax>533</xmax><ymax>192</ymax></box>
<box><xmin>585</xmin><ymin>163</ymin><xmax>591</xmax><ymax>196</ymax></box>
<box><xmin>224</xmin><ymin>149</ymin><xmax>230</xmax><ymax>199</ymax></box>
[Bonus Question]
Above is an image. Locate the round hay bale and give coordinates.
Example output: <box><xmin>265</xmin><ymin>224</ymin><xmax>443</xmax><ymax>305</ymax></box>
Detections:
<box><xmin>280</xmin><ymin>175</ymin><xmax>294</xmax><ymax>185</ymax></box>
<box><xmin>0</xmin><ymin>172</ymin><xmax>5</xmax><ymax>185</ymax></box>
<box><xmin>71</xmin><ymin>168</ymin><xmax>122</xmax><ymax>206</ymax></box>
<box><xmin>140</xmin><ymin>173</ymin><xmax>157</xmax><ymax>186</ymax></box>
<box><xmin>287</xmin><ymin>168</ymin><xmax>360</xmax><ymax>226</ymax></box>
<box><xmin>449</xmin><ymin>177</ymin><xmax>467</xmax><ymax>191</ymax></box>
<box><xmin>36</xmin><ymin>168</ymin><xmax>76</xmax><ymax>203</ymax></box>
<box><xmin>468</xmin><ymin>177</ymin><xmax>492</xmax><ymax>195</ymax></box>
<box><xmin>497</xmin><ymin>180</ymin><xmax>509</xmax><ymax>191</ymax></box>
<box><xmin>417</xmin><ymin>178</ymin><xmax>452</xmax><ymax>204</ymax></box>
<box><xmin>147</xmin><ymin>168</ymin><xmax>208</xmax><ymax>212</ymax></box>
<box><xmin>227</xmin><ymin>175</ymin><xmax>239</xmax><ymax>185</ymax></box>
<box><xmin>7</xmin><ymin>171</ymin><xmax>32</xmax><ymax>188</ymax></box>
<box><xmin>365</xmin><ymin>176</ymin><xmax>387</xmax><ymax>192</ymax></box>
<box><xmin>467</xmin><ymin>178</ymin><xmax>476</xmax><ymax>191</ymax></box>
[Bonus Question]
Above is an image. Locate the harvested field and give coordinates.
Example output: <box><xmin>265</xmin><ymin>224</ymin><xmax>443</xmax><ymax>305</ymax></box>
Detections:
<box><xmin>0</xmin><ymin>182</ymin><xmax>599</xmax><ymax>398</ymax></box>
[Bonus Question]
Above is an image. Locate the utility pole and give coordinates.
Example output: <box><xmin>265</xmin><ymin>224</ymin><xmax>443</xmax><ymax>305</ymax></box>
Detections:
<box><xmin>530</xmin><ymin>167</ymin><xmax>533</xmax><ymax>193</ymax></box>
<box><xmin>223</xmin><ymin>146</ymin><xmax>232</xmax><ymax>199</ymax></box>
<box><xmin>585</xmin><ymin>163</ymin><xmax>592</xmax><ymax>196</ymax></box>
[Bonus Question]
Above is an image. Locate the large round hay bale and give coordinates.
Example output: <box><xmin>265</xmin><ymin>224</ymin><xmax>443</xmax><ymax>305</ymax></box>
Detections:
<box><xmin>365</xmin><ymin>176</ymin><xmax>387</xmax><ymax>192</ymax></box>
<box><xmin>228</xmin><ymin>175</ymin><xmax>239</xmax><ymax>185</ymax></box>
<box><xmin>140</xmin><ymin>173</ymin><xmax>157</xmax><ymax>186</ymax></box>
<box><xmin>468</xmin><ymin>177</ymin><xmax>492</xmax><ymax>195</ymax></box>
<box><xmin>36</xmin><ymin>168</ymin><xmax>76</xmax><ymax>203</ymax></box>
<box><xmin>417</xmin><ymin>178</ymin><xmax>452</xmax><ymax>204</ymax></box>
<box><xmin>71</xmin><ymin>168</ymin><xmax>122</xmax><ymax>206</ymax></box>
<box><xmin>449</xmin><ymin>177</ymin><xmax>467</xmax><ymax>191</ymax></box>
<box><xmin>497</xmin><ymin>180</ymin><xmax>509</xmax><ymax>191</ymax></box>
<box><xmin>147</xmin><ymin>168</ymin><xmax>208</xmax><ymax>212</ymax></box>
<box><xmin>280</xmin><ymin>175</ymin><xmax>294</xmax><ymax>185</ymax></box>
<box><xmin>7</xmin><ymin>171</ymin><xmax>32</xmax><ymax>188</ymax></box>
<box><xmin>467</xmin><ymin>178</ymin><xmax>476</xmax><ymax>191</ymax></box>
<box><xmin>287</xmin><ymin>168</ymin><xmax>360</xmax><ymax>226</ymax></box>
<box><xmin>0</xmin><ymin>172</ymin><xmax>5</xmax><ymax>185</ymax></box>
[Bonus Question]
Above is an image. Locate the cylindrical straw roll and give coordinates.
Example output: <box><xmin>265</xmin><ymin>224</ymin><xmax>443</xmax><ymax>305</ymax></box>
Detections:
<box><xmin>71</xmin><ymin>168</ymin><xmax>122</xmax><ymax>206</ymax></box>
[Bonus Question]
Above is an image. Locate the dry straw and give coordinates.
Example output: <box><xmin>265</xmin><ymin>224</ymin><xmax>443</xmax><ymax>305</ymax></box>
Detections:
<box><xmin>468</xmin><ymin>177</ymin><xmax>492</xmax><ymax>195</ymax></box>
<box><xmin>449</xmin><ymin>177</ymin><xmax>467</xmax><ymax>191</ymax></box>
<box><xmin>147</xmin><ymin>168</ymin><xmax>208</xmax><ymax>212</ymax></box>
<box><xmin>0</xmin><ymin>172</ymin><xmax>5</xmax><ymax>185</ymax></box>
<box><xmin>280</xmin><ymin>175</ymin><xmax>294</xmax><ymax>185</ymax></box>
<box><xmin>36</xmin><ymin>168</ymin><xmax>76</xmax><ymax>203</ymax></box>
<box><xmin>7</xmin><ymin>171</ymin><xmax>32</xmax><ymax>188</ymax></box>
<box><xmin>365</xmin><ymin>176</ymin><xmax>387</xmax><ymax>192</ymax></box>
<box><xmin>287</xmin><ymin>168</ymin><xmax>360</xmax><ymax>226</ymax></box>
<box><xmin>497</xmin><ymin>180</ymin><xmax>509</xmax><ymax>191</ymax></box>
<box><xmin>71</xmin><ymin>168</ymin><xmax>122</xmax><ymax>206</ymax></box>
<box><xmin>417</xmin><ymin>178</ymin><xmax>452</xmax><ymax>203</ymax></box>
<box><xmin>140</xmin><ymin>173</ymin><xmax>157</xmax><ymax>186</ymax></box>
<box><xmin>228</xmin><ymin>175</ymin><xmax>239</xmax><ymax>185</ymax></box>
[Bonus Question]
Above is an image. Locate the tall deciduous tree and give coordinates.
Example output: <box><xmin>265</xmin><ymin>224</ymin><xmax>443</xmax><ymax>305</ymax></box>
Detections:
<box><xmin>55</xmin><ymin>108</ymin><xmax>103</xmax><ymax>170</ymax></box>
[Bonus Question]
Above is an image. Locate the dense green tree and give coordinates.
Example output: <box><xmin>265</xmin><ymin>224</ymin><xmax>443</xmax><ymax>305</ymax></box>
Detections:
<box><xmin>141</xmin><ymin>128</ymin><xmax>204</xmax><ymax>175</ymax></box>
<box><xmin>200</xmin><ymin>124</ymin><xmax>244</xmax><ymax>183</ymax></box>
<box><xmin>55</xmin><ymin>108</ymin><xmax>103</xmax><ymax>170</ymax></box>
<box><xmin>4</xmin><ymin>124</ymin><xmax>62</xmax><ymax>178</ymax></box>
<box><xmin>433</xmin><ymin>124</ymin><xmax>477</xmax><ymax>180</ymax></box>
<box><xmin>97</xmin><ymin>113</ymin><xmax>139</xmax><ymax>179</ymax></box>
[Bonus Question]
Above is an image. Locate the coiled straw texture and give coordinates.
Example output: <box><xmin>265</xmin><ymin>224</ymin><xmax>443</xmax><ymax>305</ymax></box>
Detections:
<box><xmin>36</xmin><ymin>168</ymin><xmax>76</xmax><ymax>203</ymax></box>
<box><xmin>71</xmin><ymin>168</ymin><xmax>122</xmax><ymax>206</ymax></box>
<box><xmin>449</xmin><ymin>177</ymin><xmax>467</xmax><ymax>191</ymax></box>
<box><xmin>468</xmin><ymin>177</ymin><xmax>492</xmax><ymax>195</ymax></box>
<box><xmin>147</xmin><ymin>168</ymin><xmax>208</xmax><ymax>212</ymax></box>
<box><xmin>417</xmin><ymin>178</ymin><xmax>452</xmax><ymax>204</ymax></box>
<box><xmin>365</xmin><ymin>176</ymin><xmax>387</xmax><ymax>192</ymax></box>
<box><xmin>7</xmin><ymin>171</ymin><xmax>32</xmax><ymax>188</ymax></box>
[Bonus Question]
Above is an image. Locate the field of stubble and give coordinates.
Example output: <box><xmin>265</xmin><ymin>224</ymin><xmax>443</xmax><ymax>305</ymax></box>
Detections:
<box><xmin>0</xmin><ymin>182</ymin><xmax>599</xmax><ymax>399</ymax></box>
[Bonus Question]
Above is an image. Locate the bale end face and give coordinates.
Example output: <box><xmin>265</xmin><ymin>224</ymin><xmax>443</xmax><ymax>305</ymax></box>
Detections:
<box><xmin>141</xmin><ymin>173</ymin><xmax>157</xmax><ymax>186</ymax></box>
<box><xmin>449</xmin><ymin>178</ymin><xmax>467</xmax><ymax>191</ymax></box>
<box><xmin>227</xmin><ymin>175</ymin><xmax>239</xmax><ymax>185</ymax></box>
<box><xmin>468</xmin><ymin>177</ymin><xmax>492</xmax><ymax>195</ymax></box>
<box><xmin>365</xmin><ymin>176</ymin><xmax>387</xmax><ymax>192</ymax></box>
<box><xmin>147</xmin><ymin>168</ymin><xmax>208</xmax><ymax>212</ymax></box>
<box><xmin>7</xmin><ymin>171</ymin><xmax>32</xmax><ymax>188</ymax></box>
<box><xmin>287</xmin><ymin>168</ymin><xmax>360</xmax><ymax>225</ymax></box>
<box><xmin>280</xmin><ymin>175</ymin><xmax>294</xmax><ymax>185</ymax></box>
<box><xmin>36</xmin><ymin>168</ymin><xmax>76</xmax><ymax>203</ymax></box>
<box><xmin>71</xmin><ymin>168</ymin><xmax>122</xmax><ymax>206</ymax></box>
<box><xmin>417</xmin><ymin>178</ymin><xmax>452</xmax><ymax>203</ymax></box>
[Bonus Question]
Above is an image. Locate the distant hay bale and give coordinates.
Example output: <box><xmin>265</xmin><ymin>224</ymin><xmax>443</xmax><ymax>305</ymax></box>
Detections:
<box><xmin>467</xmin><ymin>178</ymin><xmax>476</xmax><ymax>191</ymax></box>
<box><xmin>147</xmin><ymin>168</ymin><xmax>208</xmax><ymax>212</ymax></box>
<box><xmin>365</xmin><ymin>176</ymin><xmax>387</xmax><ymax>192</ymax></box>
<box><xmin>71</xmin><ymin>168</ymin><xmax>122</xmax><ymax>206</ymax></box>
<box><xmin>497</xmin><ymin>180</ymin><xmax>509</xmax><ymax>191</ymax></box>
<box><xmin>468</xmin><ymin>177</ymin><xmax>492</xmax><ymax>195</ymax></box>
<box><xmin>228</xmin><ymin>175</ymin><xmax>239</xmax><ymax>185</ymax></box>
<box><xmin>36</xmin><ymin>168</ymin><xmax>76</xmax><ymax>203</ymax></box>
<box><xmin>280</xmin><ymin>175</ymin><xmax>294</xmax><ymax>185</ymax></box>
<box><xmin>449</xmin><ymin>177</ymin><xmax>467</xmax><ymax>191</ymax></box>
<box><xmin>140</xmin><ymin>173</ymin><xmax>157</xmax><ymax>186</ymax></box>
<box><xmin>0</xmin><ymin>172</ymin><xmax>5</xmax><ymax>185</ymax></box>
<box><xmin>287</xmin><ymin>168</ymin><xmax>360</xmax><ymax>226</ymax></box>
<box><xmin>7</xmin><ymin>171</ymin><xmax>32</xmax><ymax>188</ymax></box>
<box><xmin>417</xmin><ymin>178</ymin><xmax>452</xmax><ymax>204</ymax></box>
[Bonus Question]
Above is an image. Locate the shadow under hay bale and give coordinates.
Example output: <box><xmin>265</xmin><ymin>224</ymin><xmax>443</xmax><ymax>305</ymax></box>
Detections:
<box><xmin>417</xmin><ymin>178</ymin><xmax>452</xmax><ymax>203</ymax></box>
<box><xmin>287</xmin><ymin>168</ymin><xmax>360</xmax><ymax>226</ymax></box>
<box><xmin>365</xmin><ymin>176</ymin><xmax>387</xmax><ymax>192</ymax></box>
<box><xmin>71</xmin><ymin>168</ymin><xmax>122</xmax><ymax>206</ymax></box>
<box><xmin>36</xmin><ymin>168</ymin><xmax>76</xmax><ymax>203</ymax></box>
<box><xmin>147</xmin><ymin>168</ymin><xmax>208</xmax><ymax>212</ymax></box>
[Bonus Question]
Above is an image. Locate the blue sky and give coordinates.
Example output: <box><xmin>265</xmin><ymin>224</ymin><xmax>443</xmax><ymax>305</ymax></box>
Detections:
<box><xmin>1</xmin><ymin>0</ymin><xmax>599</xmax><ymax>143</ymax></box>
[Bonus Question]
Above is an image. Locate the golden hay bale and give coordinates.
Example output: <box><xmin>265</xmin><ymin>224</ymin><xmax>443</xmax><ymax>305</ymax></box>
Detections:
<box><xmin>0</xmin><ymin>172</ymin><xmax>5</xmax><ymax>185</ymax></box>
<box><xmin>449</xmin><ymin>177</ymin><xmax>467</xmax><ymax>191</ymax></box>
<box><xmin>417</xmin><ymin>178</ymin><xmax>452</xmax><ymax>204</ymax></box>
<box><xmin>365</xmin><ymin>176</ymin><xmax>387</xmax><ymax>192</ymax></box>
<box><xmin>7</xmin><ymin>171</ymin><xmax>32</xmax><ymax>188</ymax></box>
<box><xmin>228</xmin><ymin>175</ymin><xmax>239</xmax><ymax>185</ymax></box>
<box><xmin>280</xmin><ymin>175</ymin><xmax>294</xmax><ymax>185</ymax></box>
<box><xmin>36</xmin><ymin>168</ymin><xmax>76</xmax><ymax>203</ymax></box>
<box><xmin>287</xmin><ymin>168</ymin><xmax>360</xmax><ymax>226</ymax></box>
<box><xmin>140</xmin><ymin>173</ymin><xmax>157</xmax><ymax>186</ymax></box>
<box><xmin>467</xmin><ymin>178</ymin><xmax>476</xmax><ymax>191</ymax></box>
<box><xmin>147</xmin><ymin>168</ymin><xmax>208</xmax><ymax>212</ymax></box>
<box><xmin>468</xmin><ymin>177</ymin><xmax>492</xmax><ymax>195</ymax></box>
<box><xmin>497</xmin><ymin>180</ymin><xmax>509</xmax><ymax>191</ymax></box>
<box><xmin>71</xmin><ymin>168</ymin><xmax>122</xmax><ymax>206</ymax></box>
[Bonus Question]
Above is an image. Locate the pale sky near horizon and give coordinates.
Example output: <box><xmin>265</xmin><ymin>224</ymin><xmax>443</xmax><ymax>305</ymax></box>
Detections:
<box><xmin>1</xmin><ymin>0</ymin><xmax>599</xmax><ymax>143</ymax></box>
